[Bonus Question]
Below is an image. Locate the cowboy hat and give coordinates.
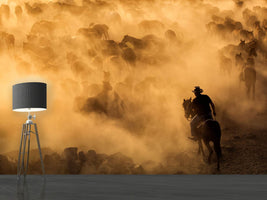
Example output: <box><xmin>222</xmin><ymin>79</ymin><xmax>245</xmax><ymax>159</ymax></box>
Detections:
<box><xmin>192</xmin><ymin>86</ymin><xmax>203</xmax><ymax>93</ymax></box>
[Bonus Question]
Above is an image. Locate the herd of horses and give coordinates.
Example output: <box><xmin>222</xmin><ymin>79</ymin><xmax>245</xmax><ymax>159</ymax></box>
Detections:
<box><xmin>219</xmin><ymin>39</ymin><xmax>257</xmax><ymax>100</ymax></box>
<box><xmin>209</xmin><ymin>7</ymin><xmax>267</xmax><ymax>100</ymax></box>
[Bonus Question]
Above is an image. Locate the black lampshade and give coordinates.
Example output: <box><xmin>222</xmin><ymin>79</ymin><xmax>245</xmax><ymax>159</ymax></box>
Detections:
<box><xmin>13</xmin><ymin>82</ymin><xmax>47</xmax><ymax>112</ymax></box>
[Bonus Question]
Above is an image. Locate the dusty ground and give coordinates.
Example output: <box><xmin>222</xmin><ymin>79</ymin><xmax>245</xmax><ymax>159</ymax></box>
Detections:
<box><xmin>217</xmin><ymin>115</ymin><xmax>267</xmax><ymax>174</ymax></box>
<box><xmin>2</xmin><ymin>118</ymin><xmax>267</xmax><ymax>175</ymax></box>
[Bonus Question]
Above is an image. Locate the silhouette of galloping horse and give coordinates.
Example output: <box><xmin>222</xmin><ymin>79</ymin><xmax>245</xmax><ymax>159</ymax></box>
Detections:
<box><xmin>182</xmin><ymin>98</ymin><xmax>222</xmax><ymax>170</ymax></box>
<box><xmin>241</xmin><ymin>66</ymin><xmax>256</xmax><ymax>99</ymax></box>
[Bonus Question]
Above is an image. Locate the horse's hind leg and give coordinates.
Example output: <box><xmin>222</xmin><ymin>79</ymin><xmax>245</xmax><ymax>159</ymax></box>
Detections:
<box><xmin>252</xmin><ymin>83</ymin><xmax>255</xmax><ymax>100</ymax></box>
<box><xmin>246</xmin><ymin>85</ymin><xmax>250</xmax><ymax>99</ymax></box>
<box><xmin>204</xmin><ymin>140</ymin><xmax>213</xmax><ymax>164</ymax></box>
<box><xmin>197</xmin><ymin>140</ymin><xmax>201</xmax><ymax>154</ymax></box>
<box><xmin>198</xmin><ymin>139</ymin><xmax>205</xmax><ymax>157</ymax></box>
<box><xmin>214</xmin><ymin>140</ymin><xmax>222</xmax><ymax>171</ymax></box>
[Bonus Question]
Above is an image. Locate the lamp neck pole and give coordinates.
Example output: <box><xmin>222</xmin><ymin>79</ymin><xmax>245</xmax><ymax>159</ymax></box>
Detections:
<box><xmin>26</xmin><ymin>112</ymin><xmax>34</xmax><ymax>124</ymax></box>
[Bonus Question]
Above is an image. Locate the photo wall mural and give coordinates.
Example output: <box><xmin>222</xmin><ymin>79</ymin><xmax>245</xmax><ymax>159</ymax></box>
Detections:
<box><xmin>0</xmin><ymin>0</ymin><xmax>267</xmax><ymax>174</ymax></box>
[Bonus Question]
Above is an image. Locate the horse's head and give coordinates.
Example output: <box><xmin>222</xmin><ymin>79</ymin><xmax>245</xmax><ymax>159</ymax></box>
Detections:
<box><xmin>239</xmin><ymin>39</ymin><xmax>245</xmax><ymax>46</ymax></box>
<box><xmin>182</xmin><ymin>98</ymin><xmax>192</xmax><ymax>120</ymax></box>
<box><xmin>121</xmin><ymin>35</ymin><xmax>130</xmax><ymax>43</ymax></box>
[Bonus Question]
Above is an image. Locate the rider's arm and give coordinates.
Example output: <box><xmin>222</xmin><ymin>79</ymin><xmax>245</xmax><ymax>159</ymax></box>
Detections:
<box><xmin>207</xmin><ymin>95</ymin><xmax>216</xmax><ymax>116</ymax></box>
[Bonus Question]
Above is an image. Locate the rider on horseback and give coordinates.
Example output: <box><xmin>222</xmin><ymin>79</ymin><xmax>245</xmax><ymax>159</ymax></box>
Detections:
<box><xmin>189</xmin><ymin>86</ymin><xmax>216</xmax><ymax>141</ymax></box>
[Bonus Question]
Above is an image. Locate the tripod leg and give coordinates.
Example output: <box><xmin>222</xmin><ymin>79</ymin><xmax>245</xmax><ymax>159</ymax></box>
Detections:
<box><xmin>25</xmin><ymin>124</ymin><xmax>31</xmax><ymax>176</ymax></box>
<box><xmin>21</xmin><ymin>124</ymin><xmax>28</xmax><ymax>177</ymax></box>
<box><xmin>17</xmin><ymin>124</ymin><xmax>26</xmax><ymax>179</ymax></box>
<box><xmin>34</xmin><ymin>123</ymin><xmax>45</xmax><ymax>175</ymax></box>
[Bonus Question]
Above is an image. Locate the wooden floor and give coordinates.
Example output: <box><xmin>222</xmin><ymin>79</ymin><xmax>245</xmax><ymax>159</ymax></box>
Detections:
<box><xmin>0</xmin><ymin>175</ymin><xmax>266</xmax><ymax>200</ymax></box>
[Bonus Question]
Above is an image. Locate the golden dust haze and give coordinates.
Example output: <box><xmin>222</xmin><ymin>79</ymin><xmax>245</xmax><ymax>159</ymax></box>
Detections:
<box><xmin>0</xmin><ymin>0</ymin><xmax>267</xmax><ymax>173</ymax></box>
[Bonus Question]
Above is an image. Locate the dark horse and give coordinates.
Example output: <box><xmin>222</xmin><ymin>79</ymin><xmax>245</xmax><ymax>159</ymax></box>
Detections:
<box><xmin>182</xmin><ymin>98</ymin><xmax>222</xmax><ymax>170</ymax></box>
<box><xmin>240</xmin><ymin>66</ymin><xmax>256</xmax><ymax>99</ymax></box>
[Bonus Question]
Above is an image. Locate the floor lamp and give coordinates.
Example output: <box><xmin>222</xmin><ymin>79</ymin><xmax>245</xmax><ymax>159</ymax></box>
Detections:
<box><xmin>13</xmin><ymin>82</ymin><xmax>47</xmax><ymax>179</ymax></box>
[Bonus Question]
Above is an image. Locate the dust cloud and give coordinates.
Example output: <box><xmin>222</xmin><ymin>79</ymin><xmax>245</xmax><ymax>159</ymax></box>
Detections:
<box><xmin>0</xmin><ymin>0</ymin><xmax>267</xmax><ymax>173</ymax></box>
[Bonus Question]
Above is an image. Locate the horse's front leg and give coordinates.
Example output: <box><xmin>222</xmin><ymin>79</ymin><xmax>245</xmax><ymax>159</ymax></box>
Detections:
<box><xmin>204</xmin><ymin>140</ymin><xmax>213</xmax><ymax>163</ymax></box>
<box><xmin>198</xmin><ymin>139</ymin><xmax>205</xmax><ymax>157</ymax></box>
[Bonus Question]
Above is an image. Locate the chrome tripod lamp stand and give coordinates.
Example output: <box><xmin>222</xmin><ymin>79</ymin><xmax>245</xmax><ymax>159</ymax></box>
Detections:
<box><xmin>13</xmin><ymin>82</ymin><xmax>47</xmax><ymax>179</ymax></box>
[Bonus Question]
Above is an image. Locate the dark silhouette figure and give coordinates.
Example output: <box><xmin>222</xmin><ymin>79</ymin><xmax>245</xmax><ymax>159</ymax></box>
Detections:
<box><xmin>240</xmin><ymin>59</ymin><xmax>256</xmax><ymax>99</ymax></box>
<box><xmin>243</xmin><ymin>67</ymin><xmax>256</xmax><ymax>99</ymax></box>
<box><xmin>235</xmin><ymin>52</ymin><xmax>244</xmax><ymax>69</ymax></box>
<box><xmin>120</xmin><ymin>35</ymin><xmax>145</xmax><ymax>50</ymax></box>
<box><xmin>238</xmin><ymin>39</ymin><xmax>258</xmax><ymax>58</ymax></box>
<box><xmin>182</xmin><ymin>87</ymin><xmax>222</xmax><ymax>170</ymax></box>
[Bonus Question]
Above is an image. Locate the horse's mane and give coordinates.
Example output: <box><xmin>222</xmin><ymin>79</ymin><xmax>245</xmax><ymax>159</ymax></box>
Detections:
<box><xmin>183</xmin><ymin>98</ymin><xmax>195</xmax><ymax>118</ymax></box>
